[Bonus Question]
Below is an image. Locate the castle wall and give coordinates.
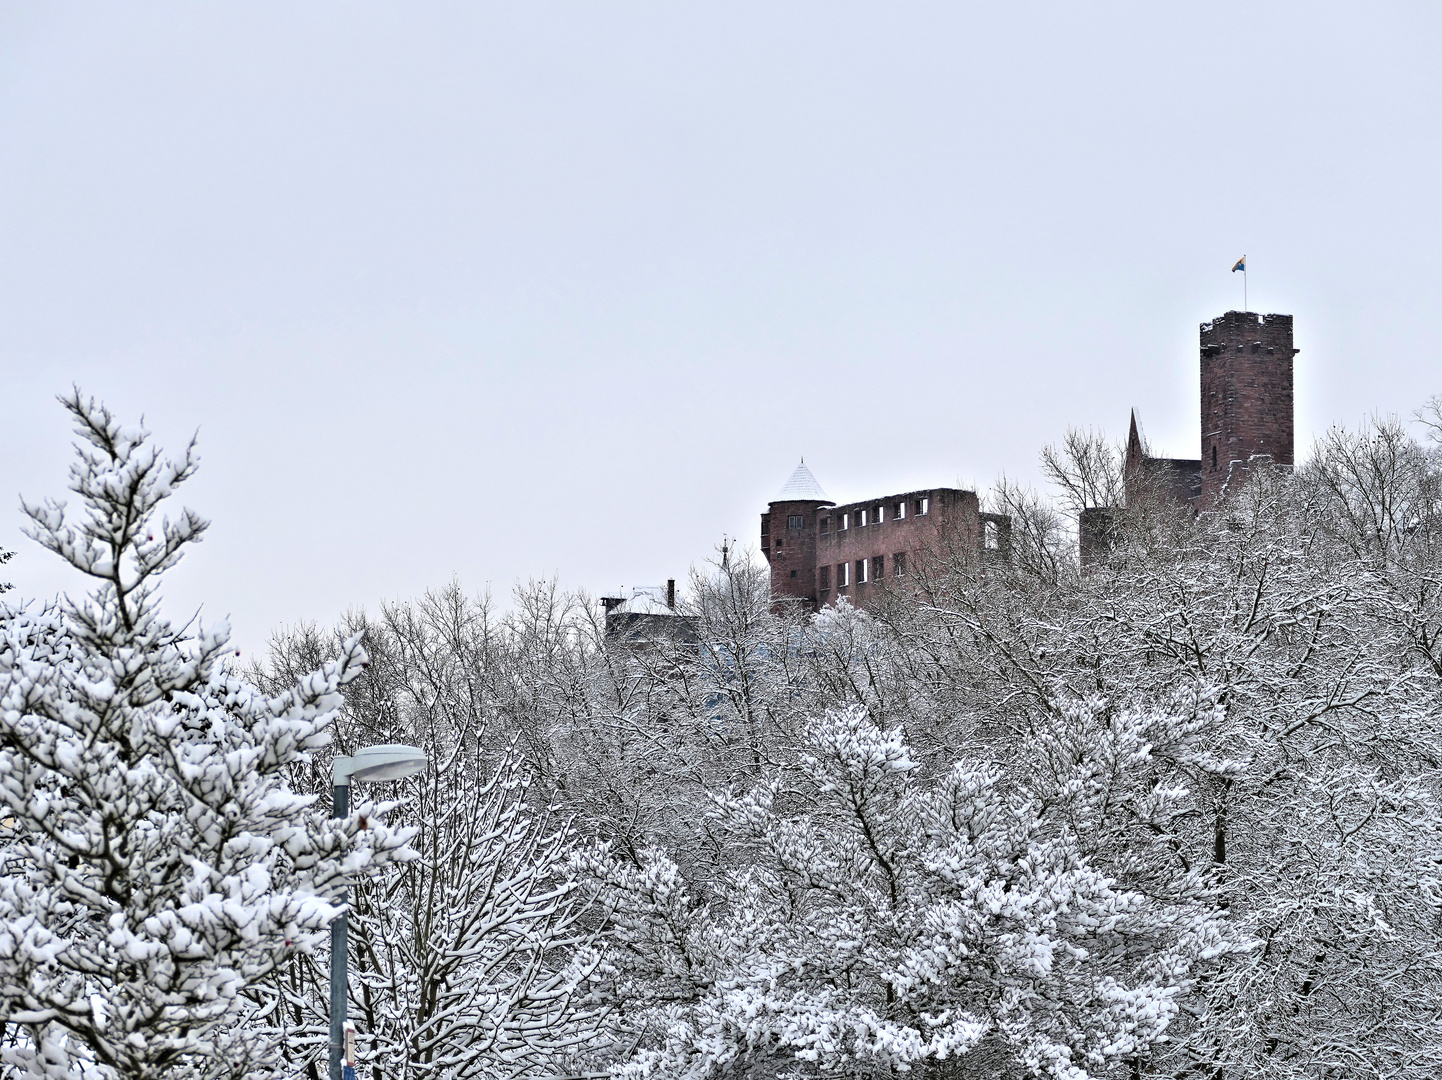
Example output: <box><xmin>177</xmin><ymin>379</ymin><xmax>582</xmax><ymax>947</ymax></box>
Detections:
<box><xmin>812</xmin><ymin>488</ymin><xmax>983</xmax><ymax>609</ymax></box>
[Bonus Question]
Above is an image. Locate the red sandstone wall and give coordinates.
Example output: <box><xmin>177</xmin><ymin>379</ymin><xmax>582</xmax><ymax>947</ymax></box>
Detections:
<box><xmin>1199</xmin><ymin>311</ymin><xmax>1296</xmax><ymax>507</ymax></box>
<box><xmin>813</xmin><ymin>488</ymin><xmax>980</xmax><ymax>610</ymax></box>
<box><xmin>761</xmin><ymin>499</ymin><xmax>827</xmax><ymax>604</ymax></box>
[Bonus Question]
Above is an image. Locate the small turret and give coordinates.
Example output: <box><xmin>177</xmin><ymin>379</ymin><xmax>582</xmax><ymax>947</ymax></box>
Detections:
<box><xmin>762</xmin><ymin>460</ymin><xmax>833</xmax><ymax>607</ymax></box>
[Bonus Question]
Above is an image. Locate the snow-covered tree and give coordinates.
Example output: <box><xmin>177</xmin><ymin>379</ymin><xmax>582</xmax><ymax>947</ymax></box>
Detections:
<box><xmin>0</xmin><ymin>391</ymin><xmax>413</xmax><ymax>1080</ymax></box>
<box><xmin>344</xmin><ymin>750</ymin><xmax>601</xmax><ymax>1079</ymax></box>
<box><xmin>250</xmin><ymin>586</ymin><xmax>610</xmax><ymax>1079</ymax></box>
<box><xmin>243</xmin><ymin>401</ymin><xmax>1442</xmax><ymax>1080</ymax></box>
<box><xmin>892</xmin><ymin>438</ymin><xmax>1442</xmax><ymax>1078</ymax></box>
<box><xmin>578</xmin><ymin>704</ymin><xmax>1236</xmax><ymax>1079</ymax></box>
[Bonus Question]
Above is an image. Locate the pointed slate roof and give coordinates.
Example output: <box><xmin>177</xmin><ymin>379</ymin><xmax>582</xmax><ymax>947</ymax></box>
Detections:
<box><xmin>1126</xmin><ymin>409</ymin><xmax>1144</xmax><ymax>473</ymax></box>
<box><xmin>772</xmin><ymin>460</ymin><xmax>832</xmax><ymax>504</ymax></box>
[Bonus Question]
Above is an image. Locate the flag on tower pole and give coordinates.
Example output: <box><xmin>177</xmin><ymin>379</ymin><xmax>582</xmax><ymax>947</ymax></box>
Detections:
<box><xmin>1232</xmin><ymin>256</ymin><xmax>1247</xmax><ymax>310</ymax></box>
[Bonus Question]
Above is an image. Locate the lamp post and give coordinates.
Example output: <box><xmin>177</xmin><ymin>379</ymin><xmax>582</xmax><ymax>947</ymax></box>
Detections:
<box><xmin>330</xmin><ymin>744</ymin><xmax>428</xmax><ymax>1080</ymax></box>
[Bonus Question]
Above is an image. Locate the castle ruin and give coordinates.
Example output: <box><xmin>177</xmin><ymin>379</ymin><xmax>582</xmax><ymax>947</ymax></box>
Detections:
<box><xmin>764</xmin><ymin>307</ymin><xmax>1298</xmax><ymax>604</ymax></box>
<box><xmin>1122</xmin><ymin>310</ymin><xmax>1297</xmax><ymax>514</ymax></box>
<box><xmin>761</xmin><ymin>464</ymin><xmax>1008</xmax><ymax>611</ymax></box>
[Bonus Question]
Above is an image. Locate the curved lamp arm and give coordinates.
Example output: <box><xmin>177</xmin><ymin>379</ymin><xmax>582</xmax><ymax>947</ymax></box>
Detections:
<box><xmin>332</xmin><ymin>743</ymin><xmax>428</xmax><ymax>787</ymax></box>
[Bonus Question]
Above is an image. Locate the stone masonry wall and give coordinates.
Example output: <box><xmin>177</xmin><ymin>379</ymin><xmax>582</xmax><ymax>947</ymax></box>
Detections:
<box><xmin>814</xmin><ymin>488</ymin><xmax>981</xmax><ymax>610</ymax></box>
<box><xmin>761</xmin><ymin>499</ymin><xmax>827</xmax><ymax>605</ymax></box>
<box><xmin>1199</xmin><ymin>311</ymin><xmax>1296</xmax><ymax>507</ymax></box>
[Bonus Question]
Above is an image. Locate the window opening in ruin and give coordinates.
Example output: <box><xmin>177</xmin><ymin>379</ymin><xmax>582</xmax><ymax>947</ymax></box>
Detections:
<box><xmin>894</xmin><ymin>552</ymin><xmax>906</xmax><ymax>577</ymax></box>
<box><xmin>896</xmin><ymin>501</ymin><xmax>905</xmax><ymax>519</ymax></box>
<box><xmin>820</xmin><ymin>517</ymin><xmax>830</xmax><ymax>533</ymax></box>
<box><xmin>919</xmin><ymin>497</ymin><xmax>929</xmax><ymax>515</ymax></box>
<box><xmin>820</xmin><ymin>565</ymin><xmax>830</xmax><ymax>590</ymax></box>
<box><xmin>859</xmin><ymin>509</ymin><xmax>868</xmax><ymax>527</ymax></box>
<box><xmin>873</xmin><ymin>555</ymin><xmax>883</xmax><ymax>580</ymax></box>
<box><xmin>790</xmin><ymin>569</ymin><xmax>798</xmax><ymax>578</ymax></box>
<box><xmin>857</xmin><ymin>558</ymin><xmax>868</xmax><ymax>584</ymax></box>
<box><xmin>788</xmin><ymin>514</ymin><xmax>803</xmax><ymax>529</ymax></box>
<box><xmin>776</xmin><ymin>539</ymin><xmax>783</xmax><ymax>549</ymax></box>
<box><xmin>840</xmin><ymin>513</ymin><xmax>849</xmax><ymax>530</ymax></box>
<box><xmin>876</xmin><ymin>505</ymin><xmax>884</xmax><ymax>523</ymax></box>
<box><xmin>840</xmin><ymin>562</ymin><xmax>850</xmax><ymax>587</ymax></box>
<box><xmin>984</xmin><ymin>520</ymin><xmax>998</xmax><ymax>550</ymax></box>
<box><xmin>1212</xmin><ymin>445</ymin><xmax>1218</xmax><ymax>469</ymax></box>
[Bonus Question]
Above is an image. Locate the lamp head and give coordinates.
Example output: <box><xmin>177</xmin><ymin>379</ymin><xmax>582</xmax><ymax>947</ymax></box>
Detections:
<box><xmin>333</xmin><ymin>743</ymin><xmax>428</xmax><ymax>786</ymax></box>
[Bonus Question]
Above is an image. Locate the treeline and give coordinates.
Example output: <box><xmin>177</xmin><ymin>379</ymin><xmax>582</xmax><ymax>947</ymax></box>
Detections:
<box><xmin>2</xmin><ymin>392</ymin><xmax>1439</xmax><ymax>1080</ymax></box>
<box><xmin>253</xmin><ymin>401</ymin><xmax>1442</xmax><ymax>1079</ymax></box>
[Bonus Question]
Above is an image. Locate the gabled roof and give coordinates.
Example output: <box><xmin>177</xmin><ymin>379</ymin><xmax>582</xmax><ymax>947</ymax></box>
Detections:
<box><xmin>773</xmin><ymin>460</ymin><xmax>832</xmax><ymax>504</ymax></box>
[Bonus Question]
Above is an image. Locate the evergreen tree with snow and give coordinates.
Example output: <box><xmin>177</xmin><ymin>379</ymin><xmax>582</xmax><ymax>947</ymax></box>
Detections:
<box><xmin>0</xmin><ymin>392</ymin><xmax>414</xmax><ymax>1080</ymax></box>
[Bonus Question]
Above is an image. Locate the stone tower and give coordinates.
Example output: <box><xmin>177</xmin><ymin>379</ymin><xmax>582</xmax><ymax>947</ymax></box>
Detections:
<box><xmin>760</xmin><ymin>461</ymin><xmax>832</xmax><ymax>607</ymax></box>
<box><xmin>1199</xmin><ymin>311</ymin><xmax>1297</xmax><ymax>506</ymax></box>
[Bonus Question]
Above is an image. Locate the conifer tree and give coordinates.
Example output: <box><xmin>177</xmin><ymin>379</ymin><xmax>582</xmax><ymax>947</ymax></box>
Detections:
<box><xmin>0</xmin><ymin>392</ymin><xmax>413</xmax><ymax>1080</ymax></box>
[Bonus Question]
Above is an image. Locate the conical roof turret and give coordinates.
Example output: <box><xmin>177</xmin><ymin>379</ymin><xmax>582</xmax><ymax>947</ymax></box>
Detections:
<box><xmin>772</xmin><ymin>460</ymin><xmax>832</xmax><ymax>504</ymax></box>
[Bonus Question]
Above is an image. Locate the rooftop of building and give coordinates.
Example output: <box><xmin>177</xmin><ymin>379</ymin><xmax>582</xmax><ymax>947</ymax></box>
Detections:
<box><xmin>772</xmin><ymin>460</ymin><xmax>832</xmax><ymax>504</ymax></box>
<box><xmin>599</xmin><ymin>584</ymin><xmax>676</xmax><ymax>616</ymax></box>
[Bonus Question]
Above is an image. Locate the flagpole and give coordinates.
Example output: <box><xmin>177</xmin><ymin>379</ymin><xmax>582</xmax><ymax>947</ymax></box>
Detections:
<box><xmin>1244</xmin><ymin>267</ymin><xmax>1247</xmax><ymax>312</ymax></box>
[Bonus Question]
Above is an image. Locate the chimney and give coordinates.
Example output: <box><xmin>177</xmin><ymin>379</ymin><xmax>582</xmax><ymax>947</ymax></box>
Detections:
<box><xmin>666</xmin><ymin>578</ymin><xmax>676</xmax><ymax>609</ymax></box>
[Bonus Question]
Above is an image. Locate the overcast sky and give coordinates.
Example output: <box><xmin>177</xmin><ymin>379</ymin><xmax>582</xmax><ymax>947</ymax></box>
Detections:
<box><xmin>2</xmin><ymin>2</ymin><xmax>1439</xmax><ymax>652</ymax></box>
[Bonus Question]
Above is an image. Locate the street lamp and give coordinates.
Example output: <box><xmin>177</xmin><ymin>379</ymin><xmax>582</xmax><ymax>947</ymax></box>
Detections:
<box><xmin>330</xmin><ymin>744</ymin><xmax>428</xmax><ymax>1080</ymax></box>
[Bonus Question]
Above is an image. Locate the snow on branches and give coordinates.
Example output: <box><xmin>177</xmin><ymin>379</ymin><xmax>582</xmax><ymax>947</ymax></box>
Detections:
<box><xmin>578</xmin><ymin>704</ymin><xmax>1236</xmax><ymax>1079</ymax></box>
<box><xmin>0</xmin><ymin>392</ymin><xmax>414</xmax><ymax>1080</ymax></box>
<box><xmin>249</xmin><ymin>591</ymin><xmax>610</xmax><ymax>1080</ymax></box>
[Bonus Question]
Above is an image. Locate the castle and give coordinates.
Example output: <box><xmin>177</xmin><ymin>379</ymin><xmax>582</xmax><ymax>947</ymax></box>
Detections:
<box><xmin>760</xmin><ymin>466</ymin><xmax>1010</xmax><ymax>610</ymax></box>
<box><xmin>764</xmin><ymin>308</ymin><xmax>1298</xmax><ymax>607</ymax></box>
<box><xmin>1122</xmin><ymin>309</ymin><xmax>1297</xmax><ymax>512</ymax></box>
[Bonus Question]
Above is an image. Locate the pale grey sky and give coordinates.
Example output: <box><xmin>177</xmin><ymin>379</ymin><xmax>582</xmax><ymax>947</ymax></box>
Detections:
<box><xmin>2</xmin><ymin>2</ymin><xmax>1438</xmax><ymax>651</ymax></box>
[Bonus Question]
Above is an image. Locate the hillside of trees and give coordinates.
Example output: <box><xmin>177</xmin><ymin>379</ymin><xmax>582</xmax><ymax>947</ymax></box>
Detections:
<box><xmin>3</xmin><ymin>392</ymin><xmax>1441</xmax><ymax>1079</ymax></box>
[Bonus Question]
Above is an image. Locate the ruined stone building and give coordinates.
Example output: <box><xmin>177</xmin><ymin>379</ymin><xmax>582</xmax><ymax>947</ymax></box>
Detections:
<box><xmin>760</xmin><ymin>462</ymin><xmax>1010</xmax><ymax>611</ymax></box>
<box><xmin>1080</xmin><ymin>309</ymin><xmax>1299</xmax><ymax>563</ymax></box>
<box><xmin>765</xmin><ymin>307</ymin><xmax>1299</xmax><ymax>604</ymax></box>
<box><xmin>1124</xmin><ymin>309</ymin><xmax>1297</xmax><ymax>511</ymax></box>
